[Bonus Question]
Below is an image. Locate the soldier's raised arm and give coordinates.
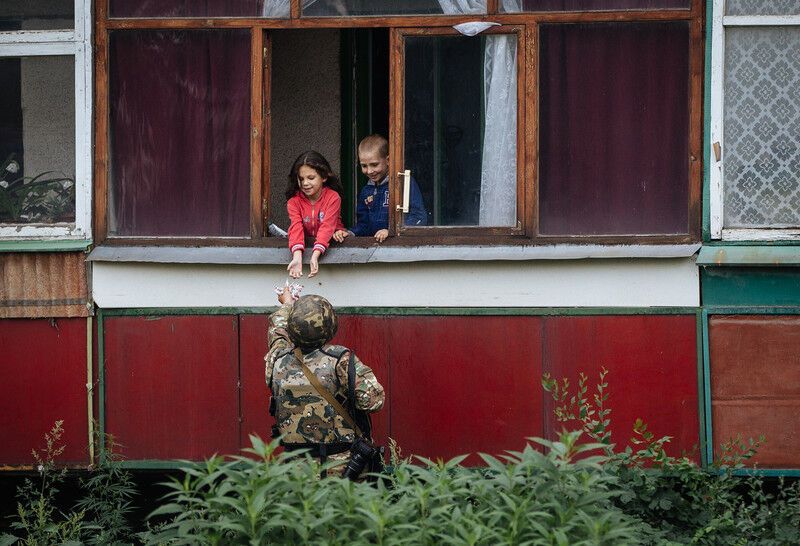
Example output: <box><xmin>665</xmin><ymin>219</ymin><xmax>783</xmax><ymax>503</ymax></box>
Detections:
<box><xmin>265</xmin><ymin>287</ymin><xmax>295</xmax><ymax>386</ymax></box>
<box><xmin>335</xmin><ymin>352</ymin><xmax>385</xmax><ymax>413</ymax></box>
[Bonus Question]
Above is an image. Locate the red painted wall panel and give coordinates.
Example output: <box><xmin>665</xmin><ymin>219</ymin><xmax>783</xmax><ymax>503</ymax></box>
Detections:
<box><xmin>330</xmin><ymin>315</ymin><xmax>391</xmax><ymax>448</ymax></box>
<box><xmin>104</xmin><ymin>315</ymin><xmax>239</xmax><ymax>460</ymax></box>
<box><xmin>388</xmin><ymin>316</ymin><xmax>543</xmax><ymax>464</ymax></box>
<box><xmin>239</xmin><ymin>314</ymin><xmax>271</xmax><ymax>450</ymax></box>
<box><xmin>0</xmin><ymin>318</ymin><xmax>89</xmax><ymax>466</ymax></box>
<box><xmin>543</xmin><ymin>315</ymin><xmax>699</xmax><ymax>458</ymax></box>
<box><xmin>709</xmin><ymin>316</ymin><xmax>800</xmax><ymax>468</ymax></box>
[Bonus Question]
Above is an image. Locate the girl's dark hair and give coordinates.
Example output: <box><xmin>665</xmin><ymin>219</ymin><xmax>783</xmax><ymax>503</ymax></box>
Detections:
<box><xmin>285</xmin><ymin>150</ymin><xmax>344</xmax><ymax>201</ymax></box>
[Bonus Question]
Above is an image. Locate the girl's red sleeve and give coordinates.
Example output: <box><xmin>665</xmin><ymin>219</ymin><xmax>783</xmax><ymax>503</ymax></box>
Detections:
<box><xmin>313</xmin><ymin>191</ymin><xmax>345</xmax><ymax>254</ymax></box>
<box><xmin>286</xmin><ymin>195</ymin><xmax>306</xmax><ymax>253</ymax></box>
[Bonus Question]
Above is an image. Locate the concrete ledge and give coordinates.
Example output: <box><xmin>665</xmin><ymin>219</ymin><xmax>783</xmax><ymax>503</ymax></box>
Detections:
<box><xmin>87</xmin><ymin>244</ymin><xmax>701</xmax><ymax>265</ymax></box>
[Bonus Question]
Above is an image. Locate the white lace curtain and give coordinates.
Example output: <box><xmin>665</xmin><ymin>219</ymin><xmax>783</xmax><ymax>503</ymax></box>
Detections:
<box><xmin>439</xmin><ymin>0</ymin><xmax>518</xmax><ymax>226</ymax></box>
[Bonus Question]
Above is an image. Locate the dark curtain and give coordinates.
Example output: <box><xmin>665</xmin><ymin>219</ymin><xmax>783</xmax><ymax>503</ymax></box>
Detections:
<box><xmin>109</xmin><ymin>30</ymin><xmax>251</xmax><ymax>237</ymax></box>
<box><xmin>538</xmin><ymin>22</ymin><xmax>690</xmax><ymax>236</ymax></box>
<box><xmin>110</xmin><ymin>0</ymin><xmax>264</xmax><ymax>17</ymax></box>
<box><xmin>521</xmin><ymin>0</ymin><xmax>688</xmax><ymax>10</ymax></box>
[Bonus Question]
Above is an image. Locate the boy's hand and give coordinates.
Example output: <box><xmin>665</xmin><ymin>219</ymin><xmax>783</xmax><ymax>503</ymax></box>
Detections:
<box><xmin>308</xmin><ymin>250</ymin><xmax>321</xmax><ymax>278</ymax></box>
<box><xmin>333</xmin><ymin>229</ymin><xmax>351</xmax><ymax>243</ymax></box>
<box><xmin>287</xmin><ymin>253</ymin><xmax>303</xmax><ymax>279</ymax></box>
<box><xmin>374</xmin><ymin>229</ymin><xmax>389</xmax><ymax>243</ymax></box>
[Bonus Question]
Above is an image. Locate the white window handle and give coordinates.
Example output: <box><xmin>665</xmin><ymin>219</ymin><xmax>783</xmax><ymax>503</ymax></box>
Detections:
<box><xmin>396</xmin><ymin>169</ymin><xmax>411</xmax><ymax>213</ymax></box>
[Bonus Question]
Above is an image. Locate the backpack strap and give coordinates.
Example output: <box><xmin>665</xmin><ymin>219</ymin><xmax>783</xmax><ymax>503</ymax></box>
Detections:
<box><xmin>347</xmin><ymin>351</ymin><xmax>373</xmax><ymax>441</ymax></box>
<box><xmin>295</xmin><ymin>348</ymin><xmax>364</xmax><ymax>437</ymax></box>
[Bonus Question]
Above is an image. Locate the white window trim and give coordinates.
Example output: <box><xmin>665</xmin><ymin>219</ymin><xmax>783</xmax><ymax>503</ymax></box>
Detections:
<box><xmin>0</xmin><ymin>0</ymin><xmax>92</xmax><ymax>241</ymax></box>
<box><xmin>710</xmin><ymin>1</ymin><xmax>800</xmax><ymax>240</ymax></box>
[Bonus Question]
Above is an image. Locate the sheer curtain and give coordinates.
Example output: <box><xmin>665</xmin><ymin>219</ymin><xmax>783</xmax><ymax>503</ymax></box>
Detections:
<box><xmin>438</xmin><ymin>0</ymin><xmax>517</xmax><ymax>226</ymax></box>
<box><xmin>262</xmin><ymin>0</ymin><xmax>290</xmax><ymax>16</ymax></box>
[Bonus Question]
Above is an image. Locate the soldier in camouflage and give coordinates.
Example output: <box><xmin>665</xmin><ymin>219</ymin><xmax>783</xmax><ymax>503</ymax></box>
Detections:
<box><xmin>265</xmin><ymin>288</ymin><xmax>384</xmax><ymax>476</ymax></box>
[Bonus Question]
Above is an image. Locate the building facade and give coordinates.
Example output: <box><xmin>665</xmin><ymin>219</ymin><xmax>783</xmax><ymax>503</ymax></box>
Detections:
<box><xmin>0</xmin><ymin>0</ymin><xmax>797</xmax><ymax>473</ymax></box>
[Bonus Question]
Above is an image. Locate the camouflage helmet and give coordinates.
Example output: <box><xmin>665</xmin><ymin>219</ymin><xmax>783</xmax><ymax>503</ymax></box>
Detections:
<box><xmin>287</xmin><ymin>295</ymin><xmax>338</xmax><ymax>351</ymax></box>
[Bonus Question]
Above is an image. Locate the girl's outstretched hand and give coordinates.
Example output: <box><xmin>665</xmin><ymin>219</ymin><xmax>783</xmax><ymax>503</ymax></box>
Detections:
<box><xmin>287</xmin><ymin>253</ymin><xmax>303</xmax><ymax>278</ymax></box>
<box><xmin>333</xmin><ymin>229</ymin><xmax>350</xmax><ymax>243</ymax></box>
<box><xmin>308</xmin><ymin>250</ymin><xmax>321</xmax><ymax>278</ymax></box>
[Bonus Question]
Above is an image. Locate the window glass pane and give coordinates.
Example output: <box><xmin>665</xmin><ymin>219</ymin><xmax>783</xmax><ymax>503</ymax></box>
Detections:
<box><xmin>303</xmin><ymin>0</ymin><xmax>486</xmax><ymax>16</ymax></box>
<box><xmin>109</xmin><ymin>0</ymin><xmax>288</xmax><ymax>18</ymax></box>
<box><xmin>1</xmin><ymin>0</ymin><xmax>74</xmax><ymax>30</ymax></box>
<box><xmin>0</xmin><ymin>56</ymin><xmax>75</xmax><ymax>225</ymax></box>
<box><xmin>726</xmin><ymin>1</ymin><xmax>800</xmax><ymax>16</ymax></box>
<box><xmin>109</xmin><ymin>30</ymin><xmax>251</xmax><ymax>237</ymax></box>
<box><xmin>404</xmin><ymin>34</ymin><xmax>517</xmax><ymax>228</ymax></box>
<box><xmin>539</xmin><ymin>22</ymin><xmax>689</xmax><ymax>236</ymax></box>
<box><xmin>500</xmin><ymin>0</ymin><xmax>688</xmax><ymax>12</ymax></box>
<box><xmin>723</xmin><ymin>27</ymin><xmax>800</xmax><ymax>229</ymax></box>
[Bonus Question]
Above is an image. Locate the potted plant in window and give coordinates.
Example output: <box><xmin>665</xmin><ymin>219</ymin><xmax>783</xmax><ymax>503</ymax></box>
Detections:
<box><xmin>0</xmin><ymin>153</ymin><xmax>75</xmax><ymax>224</ymax></box>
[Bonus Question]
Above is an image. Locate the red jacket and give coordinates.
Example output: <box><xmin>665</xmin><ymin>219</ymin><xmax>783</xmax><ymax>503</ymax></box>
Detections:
<box><xmin>287</xmin><ymin>187</ymin><xmax>346</xmax><ymax>254</ymax></box>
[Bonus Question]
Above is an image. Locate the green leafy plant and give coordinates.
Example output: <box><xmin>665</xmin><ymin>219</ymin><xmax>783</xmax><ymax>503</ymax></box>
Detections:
<box><xmin>1</xmin><ymin>421</ymin><xmax>85</xmax><ymax>546</ymax></box>
<box><xmin>142</xmin><ymin>432</ymin><xmax>640</xmax><ymax>546</ymax></box>
<box><xmin>0</xmin><ymin>422</ymin><xmax>139</xmax><ymax>546</ymax></box>
<box><xmin>0</xmin><ymin>153</ymin><xmax>75</xmax><ymax>224</ymax></box>
<box><xmin>74</xmin><ymin>431</ymin><xmax>139</xmax><ymax>545</ymax></box>
<box><xmin>542</xmin><ymin>367</ymin><xmax>800</xmax><ymax>545</ymax></box>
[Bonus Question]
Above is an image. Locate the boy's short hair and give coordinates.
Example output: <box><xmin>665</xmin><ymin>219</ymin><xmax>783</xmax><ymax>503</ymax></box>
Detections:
<box><xmin>358</xmin><ymin>134</ymin><xmax>389</xmax><ymax>158</ymax></box>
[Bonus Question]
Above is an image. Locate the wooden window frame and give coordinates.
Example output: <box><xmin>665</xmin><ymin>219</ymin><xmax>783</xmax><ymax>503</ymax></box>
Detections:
<box><xmin>0</xmin><ymin>0</ymin><xmax>92</xmax><ymax>241</ymax></box>
<box><xmin>709</xmin><ymin>1</ymin><xmax>800</xmax><ymax>241</ymax></box>
<box><xmin>389</xmin><ymin>25</ymin><xmax>529</xmax><ymax>239</ymax></box>
<box><xmin>94</xmin><ymin>0</ymin><xmax>703</xmax><ymax>247</ymax></box>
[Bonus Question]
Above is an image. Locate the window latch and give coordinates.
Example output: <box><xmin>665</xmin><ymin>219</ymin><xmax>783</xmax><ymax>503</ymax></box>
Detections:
<box><xmin>396</xmin><ymin>169</ymin><xmax>411</xmax><ymax>213</ymax></box>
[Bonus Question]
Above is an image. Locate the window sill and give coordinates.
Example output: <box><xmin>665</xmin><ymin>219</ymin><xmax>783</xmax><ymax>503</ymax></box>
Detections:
<box><xmin>0</xmin><ymin>239</ymin><xmax>92</xmax><ymax>253</ymax></box>
<box><xmin>87</xmin><ymin>243</ymin><xmax>701</xmax><ymax>265</ymax></box>
<box><xmin>698</xmin><ymin>246</ymin><xmax>800</xmax><ymax>267</ymax></box>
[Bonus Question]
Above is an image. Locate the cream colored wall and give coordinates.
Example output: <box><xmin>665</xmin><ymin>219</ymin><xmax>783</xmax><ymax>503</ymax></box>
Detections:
<box><xmin>92</xmin><ymin>258</ymin><xmax>700</xmax><ymax>308</ymax></box>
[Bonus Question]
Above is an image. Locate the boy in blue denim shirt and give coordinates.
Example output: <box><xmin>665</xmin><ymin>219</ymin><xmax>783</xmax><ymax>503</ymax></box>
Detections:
<box><xmin>333</xmin><ymin>135</ymin><xmax>427</xmax><ymax>243</ymax></box>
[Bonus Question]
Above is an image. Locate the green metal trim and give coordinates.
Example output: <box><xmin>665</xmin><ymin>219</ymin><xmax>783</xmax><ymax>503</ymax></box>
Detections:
<box><xmin>99</xmin><ymin>307</ymin><xmax>274</xmax><ymax>317</ymax></box>
<box><xmin>695</xmin><ymin>309</ymin><xmax>708</xmax><ymax>467</ymax></box>
<box><xmin>97</xmin><ymin>307</ymin><xmax>106</xmax><ymax>465</ymax></box>
<box><xmin>701</xmin><ymin>308</ymin><xmax>713</xmax><ymax>467</ymax></box>
<box><xmin>334</xmin><ymin>306</ymin><xmax>700</xmax><ymax>316</ymax></box>
<box><xmin>703</xmin><ymin>240</ymin><xmax>800</xmax><ymax>247</ymax></box>
<box><xmin>701</xmin><ymin>267</ymin><xmax>800</xmax><ymax>307</ymax></box>
<box><xmin>0</xmin><ymin>239</ymin><xmax>91</xmax><ymax>252</ymax></box>
<box><xmin>118</xmin><ymin>460</ymin><xmax>194</xmax><ymax>470</ymax></box>
<box><xmin>702</xmin><ymin>0</ymin><xmax>713</xmax><ymax>242</ymax></box>
<box><xmin>698</xmin><ymin>246</ymin><xmax>800</xmax><ymax>266</ymax></box>
<box><xmin>704</xmin><ymin>306</ymin><xmax>800</xmax><ymax>315</ymax></box>
<box><xmin>730</xmin><ymin>468</ymin><xmax>800</xmax><ymax>478</ymax></box>
<box><xmin>98</xmin><ymin>306</ymin><xmax>699</xmax><ymax>317</ymax></box>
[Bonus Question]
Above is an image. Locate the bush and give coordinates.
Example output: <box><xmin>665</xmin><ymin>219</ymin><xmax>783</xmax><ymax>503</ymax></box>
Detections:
<box><xmin>143</xmin><ymin>433</ymin><xmax>639</xmax><ymax>545</ymax></box>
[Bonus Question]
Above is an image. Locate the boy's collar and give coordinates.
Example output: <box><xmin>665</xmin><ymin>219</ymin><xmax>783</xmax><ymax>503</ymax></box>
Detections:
<box><xmin>368</xmin><ymin>175</ymin><xmax>389</xmax><ymax>187</ymax></box>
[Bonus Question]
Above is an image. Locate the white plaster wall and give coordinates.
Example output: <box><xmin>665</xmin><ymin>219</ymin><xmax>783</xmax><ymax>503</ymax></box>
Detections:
<box><xmin>92</xmin><ymin>258</ymin><xmax>699</xmax><ymax>308</ymax></box>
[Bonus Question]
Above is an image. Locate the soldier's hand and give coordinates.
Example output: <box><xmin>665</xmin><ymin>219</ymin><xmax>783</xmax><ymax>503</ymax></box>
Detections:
<box><xmin>278</xmin><ymin>286</ymin><xmax>295</xmax><ymax>305</ymax></box>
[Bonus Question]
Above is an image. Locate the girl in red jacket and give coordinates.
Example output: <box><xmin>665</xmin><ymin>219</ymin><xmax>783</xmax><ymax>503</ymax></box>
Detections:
<box><xmin>285</xmin><ymin>151</ymin><xmax>346</xmax><ymax>278</ymax></box>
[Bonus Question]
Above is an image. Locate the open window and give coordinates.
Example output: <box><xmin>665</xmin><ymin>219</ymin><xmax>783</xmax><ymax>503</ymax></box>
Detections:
<box><xmin>94</xmin><ymin>0</ymin><xmax>702</xmax><ymax>248</ymax></box>
<box><xmin>0</xmin><ymin>0</ymin><xmax>91</xmax><ymax>240</ymax></box>
<box><xmin>391</xmin><ymin>27</ymin><xmax>525</xmax><ymax>237</ymax></box>
<box><xmin>710</xmin><ymin>0</ymin><xmax>800</xmax><ymax>241</ymax></box>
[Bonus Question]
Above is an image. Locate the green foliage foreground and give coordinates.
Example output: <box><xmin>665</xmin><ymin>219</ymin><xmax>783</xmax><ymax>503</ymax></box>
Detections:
<box><xmin>3</xmin><ymin>370</ymin><xmax>800</xmax><ymax>545</ymax></box>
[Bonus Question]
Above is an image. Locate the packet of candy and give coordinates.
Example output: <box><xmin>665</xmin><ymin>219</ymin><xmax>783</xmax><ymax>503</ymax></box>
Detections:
<box><xmin>274</xmin><ymin>279</ymin><xmax>303</xmax><ymax>300</ymax></box>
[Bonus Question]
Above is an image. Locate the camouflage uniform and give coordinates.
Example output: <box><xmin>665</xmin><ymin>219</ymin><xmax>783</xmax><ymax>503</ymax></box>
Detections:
<box><xmin>265</xmin><ymin>303</ymin><xmax>384</xmax><ymax>472</ymax></box>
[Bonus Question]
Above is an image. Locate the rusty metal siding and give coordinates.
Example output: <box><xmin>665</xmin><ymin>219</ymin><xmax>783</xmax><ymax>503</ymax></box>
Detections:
<box><xmin>0</xmin><ymin>252</ymin><xmax>90</xmax><ymax>318</ymax></box>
